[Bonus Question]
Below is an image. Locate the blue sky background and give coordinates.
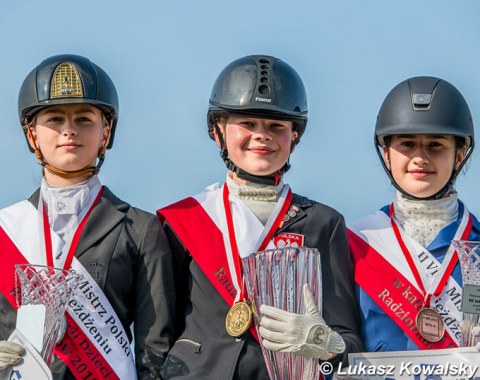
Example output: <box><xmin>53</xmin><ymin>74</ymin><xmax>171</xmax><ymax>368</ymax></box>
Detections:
<box><xmin>1</xmin><ymin>1</ymin><xmax>479</xmax><ymax>224</ymax></box>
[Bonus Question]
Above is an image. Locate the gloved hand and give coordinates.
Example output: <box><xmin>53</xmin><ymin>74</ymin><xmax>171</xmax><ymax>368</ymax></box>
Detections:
<box><xmin>259</xmin><ymin>283</ymin><xmax>346</xmax><ymax>360</ymax></box>
<box><xmin>473</xmin><ymin>326</ymin><xmax>480</xmax><ymax>351</ymax></box>
<box><xmin>0</xmin><ymin>341</ymin><xmax>25</xmax><ymax>380</ymax></box>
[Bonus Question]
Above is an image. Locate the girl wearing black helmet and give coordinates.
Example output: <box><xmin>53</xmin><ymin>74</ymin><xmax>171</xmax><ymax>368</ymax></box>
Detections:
<box><xmin>0</xmin><ymin>54</ymin><xmax>175</xmax><ymax>379</ymax></box>
<box><xmin>349</xmin><ymin>76</ymin><xmax>480</xmax><ymax>353</ymax></box>
<box><xmin>157</xmin><ymin>55</ymin><xmax>363</xmax><ymax>379</ymax></box>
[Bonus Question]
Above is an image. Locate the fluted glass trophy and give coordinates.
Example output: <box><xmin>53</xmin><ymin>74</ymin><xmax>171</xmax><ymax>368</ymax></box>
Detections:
<box><xmin>242</xmin><ymin>247</ymin><xmax>322</xmax><ymax>380</ymax></box>
<box><xmin>451</xmin><ymin>240</ymin><xmax>480</xmax><ymax>347</ymax></box>
<box><xmin>15</xmin><ymin>264</ymin><xmax>83</xmax><ymax>366</ymax></box>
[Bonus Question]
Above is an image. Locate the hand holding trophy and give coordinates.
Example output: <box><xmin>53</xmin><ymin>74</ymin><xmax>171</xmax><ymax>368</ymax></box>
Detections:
<box><xmin>243</xmin><ymin>247</ymin><xmax>343</xmax><ymax>380</ymax></box>
<box><xmin>260</xmin><ymin>283</ymin><xmax>345</xmax><ymax>360</ymax></box>
<box><xmin>0</xmin><ymin>341</ymin><xmax>24</xmax><ymax>380</ymax></box>
<box><xmin>451</xmin><ymin>240</ymin><xmax>480</xmax><ymax>348</ymax></box>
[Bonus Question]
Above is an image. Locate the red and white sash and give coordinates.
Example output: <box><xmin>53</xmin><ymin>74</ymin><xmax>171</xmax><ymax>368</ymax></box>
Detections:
<box><xmin>0</xmin><ymin>199</ymin><xmax>136</xmax><ymax>380</ymax></box>
<box><xmin>348</xmin><ymin>207</ymin><xmax>472</xmax><ymax>349</ymax></box>
<box><xmin>158</xmin><ymin>182</ymin><xmax>292</xmax><ymax>340</ymax></box>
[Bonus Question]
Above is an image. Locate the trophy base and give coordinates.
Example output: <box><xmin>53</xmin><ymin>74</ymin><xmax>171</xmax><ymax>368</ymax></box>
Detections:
<box><xmin>8</xmin><ymin>329</ymin><xmax>53</xmax><ymax>380</ymax></box>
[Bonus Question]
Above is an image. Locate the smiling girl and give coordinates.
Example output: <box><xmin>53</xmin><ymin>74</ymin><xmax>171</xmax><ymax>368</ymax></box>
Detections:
<box><xmin>348</xmin><ymin>76</ymin><xmax>480</xmax><ymax>352</ymax></box>
<box><xmin>157</xmin><ymin>55</ymin><xmax>362</xmax><ymax>379</ymax></box>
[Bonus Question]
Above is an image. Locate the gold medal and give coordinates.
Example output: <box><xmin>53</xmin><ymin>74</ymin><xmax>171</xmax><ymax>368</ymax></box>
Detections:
<box><xmin>226</xmin><ymin>301</ymin><xmax>252</xmax><ymax>337</ymax></box>
<box><xmin>415</xmin><ymin>307</ymin><xmax>445</xmax><ymax>342</ymax></box>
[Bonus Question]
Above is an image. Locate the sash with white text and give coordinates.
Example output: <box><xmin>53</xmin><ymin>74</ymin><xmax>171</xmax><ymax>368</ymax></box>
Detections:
<box><xmin>158</xmin><ymin>183</ymin><xmax>293</xmax><ymax>341</ymax></box>
<box><xmin>0</xmin><ymin>200</ymin><xmax>135</xmax><ymax>380</ymax></box>
<box><xmin>348</xmin><ymin>209</ymin><xmax>472</xmax><ymax>350</ymax></box>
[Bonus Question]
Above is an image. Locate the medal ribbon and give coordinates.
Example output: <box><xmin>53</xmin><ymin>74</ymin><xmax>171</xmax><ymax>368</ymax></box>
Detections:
<box><xmin>389</xmin><ymin>203</ymin><xmax>472</xmax><ymax>307</ymax></box>
<box><xmin>349</xmin><ymin>226</ymin><xmax>457</xmax><ymax>349</ymax></box>
<box><xmin>0</xmin><ymin>199</ymin><xmax>134</xmax><ymax>379</ymax></box>
<box><xmin>222</xmin><ymin>183</ymin><xmax>293</xmax><ymax>302</ymax></box>
<box><xmin>42</xmin><ymin>188</ymin><xmax>104</xmax><ymax>270</ymax></box>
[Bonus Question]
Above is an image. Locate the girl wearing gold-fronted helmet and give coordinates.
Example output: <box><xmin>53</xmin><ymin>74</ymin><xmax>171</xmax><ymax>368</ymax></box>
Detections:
<box><xmin>0</xmin><ymin>54</ymin><xmax>175</xmax><ymax>379</ymax></box>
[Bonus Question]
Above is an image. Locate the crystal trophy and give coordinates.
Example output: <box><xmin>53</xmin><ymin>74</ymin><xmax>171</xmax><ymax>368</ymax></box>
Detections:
<box><xmin>15</xmin><ymin>264</ymin><xmax>83</xmax><ymax>366</ymax></box>
<box><xmin>451</xmin><ymin>240</ymin><xmax>480</xmax><ymax>347</ymax></box>
<box><xmin>242</xmin><ymin>247</ymin><xmax>322</xmax><ymax>380</ymax></box>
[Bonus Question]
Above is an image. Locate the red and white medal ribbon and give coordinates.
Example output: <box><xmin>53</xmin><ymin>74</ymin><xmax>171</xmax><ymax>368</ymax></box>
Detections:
<box><xmin>39</xmin><ymin>188</ymin><xmax>103</xmax><ymax>270</ymax></box>
<box><xmin>1</xmin><ymin>195</ymin><xmax>136</xmax><ymax>379</ymax></box>
<box><xmin>222</xmin><ymin>183</ymin><xmax>293</xmax><ymax>303</ymax></box>
<box><xmin>389</xmin><ymin>203</ymin><xmax>472</xmax><ymax>307</ymax></box>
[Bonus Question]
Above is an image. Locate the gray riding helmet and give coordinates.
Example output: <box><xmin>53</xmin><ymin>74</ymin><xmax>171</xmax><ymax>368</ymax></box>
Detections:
<box><xmin>375</xmin><ymin>76</ymin><xmax>475</xmax><ymax>200</ymax></box>
<box><xmin>207</xmin><ymin>55</ymin><xmax>308</xmax><ymax>185</ymax></box>
<box><xmin>208</xmin><ymin>55</ymin><xmax>308</xmax><ymax>143</ymax></box>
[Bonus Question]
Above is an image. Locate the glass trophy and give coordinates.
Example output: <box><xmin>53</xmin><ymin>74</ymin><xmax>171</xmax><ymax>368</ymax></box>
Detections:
<box><xmin>242</xmin><ymin>247</ymin><xmax>322</xmax><ymax>380</ymax></box>
<box><xmin>15</xmin><ymin>264</ymin><xmax>83</xmax><ymax>366</ymax></box>
<box><xmin>451</xmin><ymin>240</ymin><xmax>480</xmax><ymax>347</ymax></box>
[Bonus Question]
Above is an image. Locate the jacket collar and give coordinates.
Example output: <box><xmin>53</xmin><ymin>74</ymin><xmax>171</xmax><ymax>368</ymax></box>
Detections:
<box><xmin>28</xmin><ymin>186</ymin><xmax>128</xmax><ymax>259</ymax></box>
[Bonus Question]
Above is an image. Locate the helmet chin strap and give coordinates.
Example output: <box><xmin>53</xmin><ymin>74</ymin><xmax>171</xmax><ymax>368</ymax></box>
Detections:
<box><xmin>223</xmin><ymin>154</ymin><xmax>289</xmax><ymax>186</ymax></box>
<box><xmin>214</xmin><ymin>123</ymin><xmax>290</xmax><ymax>186</ymax></box>
<box><xmin>394</xmin><ymin>176</ymin><xmax>454</xmax><ymax>201</ymax></box>
<box><xmin>27</xmin><ymin>126</ymin><xmax>109</xmax><ymax>180</ymax></box>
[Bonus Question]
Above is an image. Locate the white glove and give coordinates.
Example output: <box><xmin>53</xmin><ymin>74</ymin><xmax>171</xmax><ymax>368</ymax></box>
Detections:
<box><xmin>259</xmin><ymin>283</ymin><xmax>346</xmax><ymax>360</ymax></box>
<box><xmin>0</xmin><ymin>341</ymin><xmax>25</xmax><ymax>380</ymax></box>
<box><xmin>473</xmin><ymin>326</ymin><xmax>480</xmax><ymax>352</ymax></box>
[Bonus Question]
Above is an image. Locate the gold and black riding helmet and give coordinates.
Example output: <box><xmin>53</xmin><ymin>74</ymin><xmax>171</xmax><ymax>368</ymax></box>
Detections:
<box><xmin>17</xmin><ymin>54</ymin><xmax>119</xmax><ymax>177</ymax></box>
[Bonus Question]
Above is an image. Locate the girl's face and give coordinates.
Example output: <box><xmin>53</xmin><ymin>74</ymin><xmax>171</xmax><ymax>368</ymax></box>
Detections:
<box><xmin>384</xmin><ymin>134</ymin><xmax>465</xmax><ymax>198</ymax></box>
<box><xmin>215</xmin><ymin>115</ymin><xmax>298</xmax><ymax>178</ymax></box>
<box><xmin>28</xmin><ymin>104</ymin><xmax>109</xmax><ymax>183</ymax></box>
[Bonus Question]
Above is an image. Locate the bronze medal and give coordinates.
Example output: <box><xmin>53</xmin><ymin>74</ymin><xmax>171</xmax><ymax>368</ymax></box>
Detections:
<box><xmin>226</xmin><ymin>301</ymin><xmax>252</xmax><ymax>337</ymax></box>
<box><xmin>415</xmin><ymin>307</ymin><xmax>445</xmax><ymax>342</ymax></box>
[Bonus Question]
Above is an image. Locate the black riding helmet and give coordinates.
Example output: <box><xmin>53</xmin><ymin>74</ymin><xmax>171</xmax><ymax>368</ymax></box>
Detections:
<box><xmin>375</xmin><ymin>76</ymin><xmax>475</xmax><ymax>200</ymax></box>
<box><xmin>207</xmin><ymin>55</ymin><xmax>308</xmax><ymax>185</ymax></box>
<box><xmin>18</xmin><ymin>54</ymin><xmax>119</xmax><ymax>178</ymax></box>
<box><xmin>18</xmin><ymin>54</ymin><xmax>119</xmax><ymax>151</ymax></box>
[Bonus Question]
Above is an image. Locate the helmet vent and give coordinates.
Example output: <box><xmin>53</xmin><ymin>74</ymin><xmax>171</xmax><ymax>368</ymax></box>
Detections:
<box><xmin>51</xmin><ymin>62</ymin><xmax>84</xmax><ymax>98</ymax></box>
<box><xmin>412</xmin><ymin>93</ymin><xmax>432</xmax><ymax>110</ymax></box>
<box><xmin>258</xmin><ymin>84</ymin><xmax>270</xmax><ymax>95</ymax></box>
<box><xmin>257</xmin><ymin>58</ymin><xmax>271</xmax><ymax>97</ymax></box>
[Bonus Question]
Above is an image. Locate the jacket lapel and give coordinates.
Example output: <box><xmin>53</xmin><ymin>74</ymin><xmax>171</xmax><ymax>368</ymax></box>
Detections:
<box><xmin>75</xmin><ymin>187</ymin><xmax>128</xmax><ymax>258</ymax></box>
<box><xmin>28</xmin><ymin>189</ymin><xmax>40</xmax><ymax>208</ymax></box>
<box><xmin>277</xmin><ymin>194</ymin><xmax>310</xmax><ymax>232</ymax></box>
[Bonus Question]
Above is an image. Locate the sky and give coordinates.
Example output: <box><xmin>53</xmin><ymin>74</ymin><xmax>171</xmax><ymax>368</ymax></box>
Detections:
<box><xmin>1</xmin><ymin>0</ymin><xmax>479</xmax><ymax>224</ymax></box>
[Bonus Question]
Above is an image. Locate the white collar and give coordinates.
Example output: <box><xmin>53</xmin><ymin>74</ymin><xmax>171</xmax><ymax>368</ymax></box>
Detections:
<box><xmin>226</xmin><ymin>174</ymin><xmax>283</xmax><ymax>202</ymax></box>
<box><xmin>393</xmin><ymin>190</ymin><xmax>458</xmax><ymax>247</ymax></box>
<box><xmin>41</xmin><ymin>176</ymin><xmax>102</xmax><ymax>217</ymax></box>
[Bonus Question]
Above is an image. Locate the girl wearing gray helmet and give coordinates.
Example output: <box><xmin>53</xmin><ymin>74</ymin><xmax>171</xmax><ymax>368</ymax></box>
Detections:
<box><xmin>157</xmin><ymin>55</ymin><xmax>363</xmax><ymax>379</ymax></box>
<box><xmin>349</xmin><ymin>76</ymin><xmax>480</xmax><ymax>353</ymax></box>
<box><xmin>0</xmin><ymin>54</ymin><xmax>175</xmax><ymax>379</ymax></box>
